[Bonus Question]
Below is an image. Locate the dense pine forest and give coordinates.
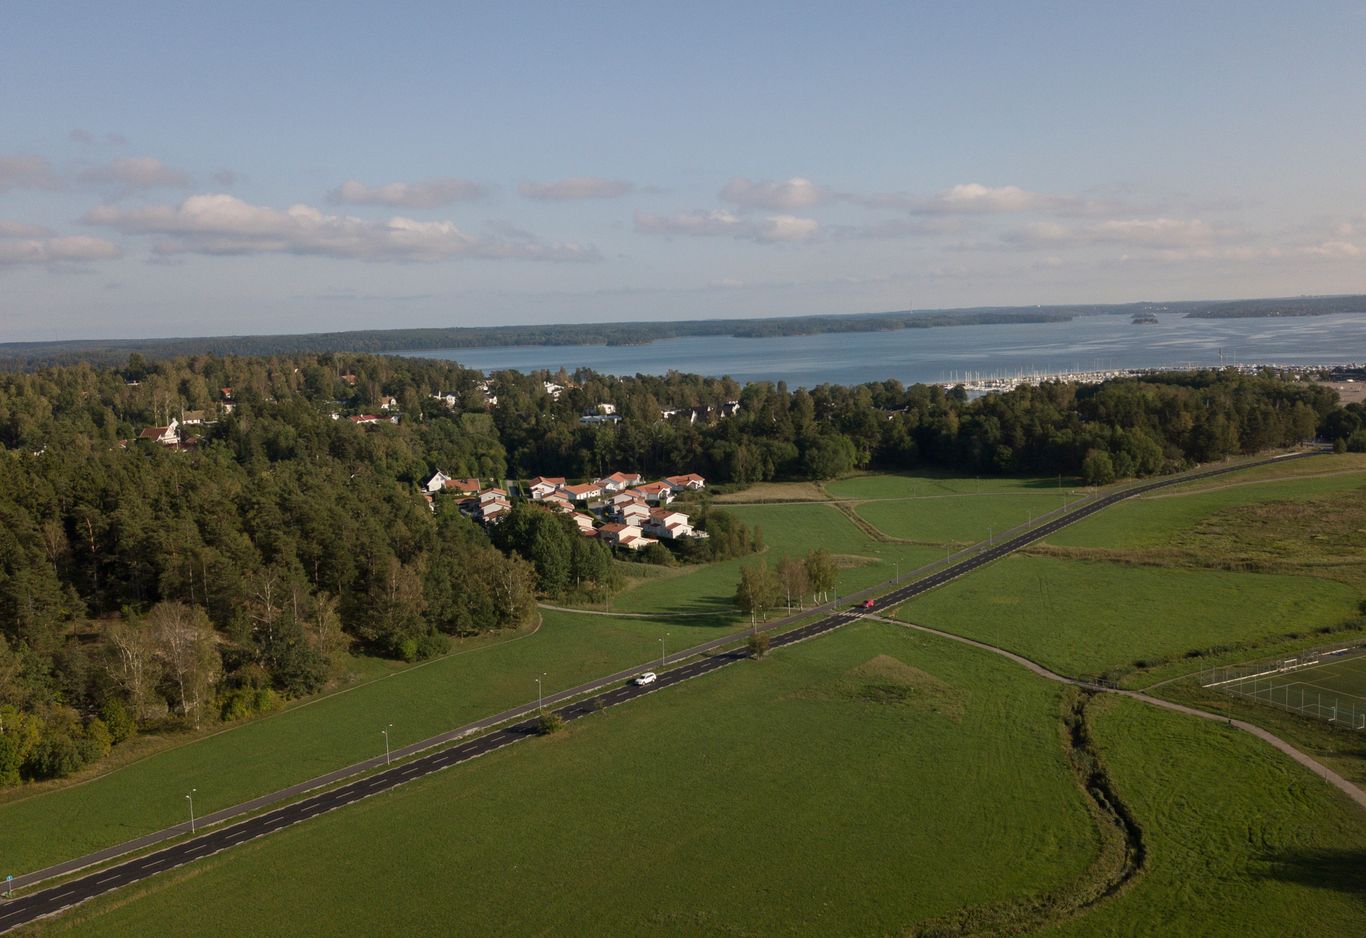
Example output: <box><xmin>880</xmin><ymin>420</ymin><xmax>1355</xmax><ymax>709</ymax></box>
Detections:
<box><xmin>1</xmin><ymin>350</ymin><xmax>1361</xmax><ymax>788</ymax></box>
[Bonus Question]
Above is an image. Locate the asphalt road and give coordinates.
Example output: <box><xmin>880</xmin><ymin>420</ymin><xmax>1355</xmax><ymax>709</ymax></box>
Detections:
<box><xmin>0</xmin><ymin>451</ymin><xmax>1317</xmax><ymax>932</ymax></box>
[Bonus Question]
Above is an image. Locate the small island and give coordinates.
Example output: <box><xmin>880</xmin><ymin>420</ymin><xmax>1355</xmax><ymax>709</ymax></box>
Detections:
<box><xmin>1132</xmin><ymin>313</ymin><xmax>1160</xmax><ymax>325</ymax></box>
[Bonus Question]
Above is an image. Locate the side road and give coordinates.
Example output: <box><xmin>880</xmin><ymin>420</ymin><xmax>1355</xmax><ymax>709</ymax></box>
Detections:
<box><xmin>867</xmin><ymin>614</ymin><xmax>1366</xmax><ymax>811</ymax></box>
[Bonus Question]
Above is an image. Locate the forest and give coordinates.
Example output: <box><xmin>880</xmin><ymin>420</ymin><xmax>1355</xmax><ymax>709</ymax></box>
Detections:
<box><xmin>0</xmin><ymin>350</ymin><xmax>1360</xmax><ymax>788</ymax></box>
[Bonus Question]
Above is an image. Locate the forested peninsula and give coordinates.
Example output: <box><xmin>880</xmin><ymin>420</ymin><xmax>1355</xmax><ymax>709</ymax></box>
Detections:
<box><xmin>2</xmin><ymin>351</ymin><xmax>1364</xmax><ymax>789</ymax></box>
<box><xmin>5</xmin><ymin>293</ymin><xmax>1364</xmax><ymax>370</ymax></box>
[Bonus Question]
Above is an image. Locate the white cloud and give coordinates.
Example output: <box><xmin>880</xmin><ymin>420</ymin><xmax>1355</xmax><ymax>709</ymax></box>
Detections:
<box><xmin>0</xmin><ymin>155</ymin><xmax>61</xmax><ymax>192</ymax></box>
<box><xmin>79</xmin><ymin>156</ymin><xmax>189</xmax><ymax>192</ymax></box>
<box><xmin>83</xmin><ymin>193</ymin><xmax>597</xmax><ymax>262</ymax></box>
<box><xmin>634</xmin><ymin>208</ymin><xmax>818</xmax><ymax>243</ymax></box>
<box><xmin>518</xmin><ymin>177</ymin><xmax>634</xmax><ymax>200</ymax></box>
<box><xmin>331</xmin><ymin>177</ymin><xmax>488</xmax><ymax>208</ymax></box>
<box><xmin>720</xmin><ymin>176</ymin><xmax>828</xmax><ymax>211</ymax></box>
<box><xmin>1002</xmin><ymin>217</ymin><xmax>1237</xmax><ymax>251</ymax></box>
<box><xmin>0</xmin><ymin>220</ymin><xmax>55</xmax><ymax>238</ymax></box>
<box><xmin>928</xmin><ymin>183</ymin><xmax>1059</xmax><ymax>213</ymax></box>
<box><xmin>755</xmin><ymin>214</ymin><xmax>819</xmax><ymax>242</ymax></box>
<box><xmin>1301</xmin><ymin>239</ymin><xmax>1363</xmax><ymax>258</ymax></box>
<box><xmin>0</xmin><ymin>235</ymin><xmax>121</xmax><ymax>268</ymax></box>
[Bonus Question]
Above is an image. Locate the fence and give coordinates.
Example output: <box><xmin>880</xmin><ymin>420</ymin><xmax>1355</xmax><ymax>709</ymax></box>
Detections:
<box><xmin>1200</xmin><ymin>642</ymin><xmax>1366</xmax><ymax>732</ymax></box>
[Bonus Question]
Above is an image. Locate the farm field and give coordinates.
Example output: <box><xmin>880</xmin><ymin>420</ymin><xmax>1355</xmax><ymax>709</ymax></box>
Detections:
<box><xmin>898</xmin><ymin>554</ymin><xmax>1359</xmax><ymax>684</ymax></box>
<box><xmin>0</xmin><ymin>608</ymin><xmax>737</xmax><ymax>876</ymax></box>
<box><xmin>35</xmin><ymin>622</ymin><xmax>1106</xmax><ymax>937</ymax></box>
<box><xmin>1042</xmin><ymin>694</ymin><xmax>1366</xmax><ymax>937</ymax></box>
<box><xmin>824</xmin><ymin>472</ymin><xmax>1074</xmax><ymax>500</ymax></box>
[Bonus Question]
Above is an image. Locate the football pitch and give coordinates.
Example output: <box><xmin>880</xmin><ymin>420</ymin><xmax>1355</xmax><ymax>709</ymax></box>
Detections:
<box><xmin>1208</xmin><ymin>650</ymin><xmax>1366</xmax><ymax>730</ymax></box>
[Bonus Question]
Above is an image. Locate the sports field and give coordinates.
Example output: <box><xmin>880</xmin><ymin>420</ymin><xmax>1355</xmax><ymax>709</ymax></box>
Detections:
<box><xmin>1211</xmin><ymin>651</ymin><xmax>1366</xmax><ymax>730</ymax></box>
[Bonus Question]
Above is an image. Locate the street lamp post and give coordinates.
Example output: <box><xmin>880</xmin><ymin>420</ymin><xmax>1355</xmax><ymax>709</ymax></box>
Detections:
<box><xmin>186</xmin><ymin>788</ymin><xmax>197</xmax><ymax>834</ymax></box>
<box><xmin>659</xmin><ymin>634</ymin><xmax>668</xmax><ymax>670</ymax></box>
<box><xmin>536</xmin><ymin>673</ymin><xmax>546</xmax><ymax>710</ymax></box>
<box><xmin>382</xmin><ymin>724</ymin><xmax>392</xmax><ymax>765</ymax></box>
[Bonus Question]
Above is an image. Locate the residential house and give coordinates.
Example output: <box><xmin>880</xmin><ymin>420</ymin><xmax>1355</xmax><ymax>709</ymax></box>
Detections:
<box><xmin>571</xmin><ymin>513</ymin><xmax>597</xmax><ymax>535</ymax></box>
<box><xmin>431</xmin><ymin>392</ymin><xmax>459</xmax><ymax>410</ymax></box>
<box><xmin>138</xmin><ymin>419</ymin><xmax>180</xmax><ymax>446</ymax></box>
<box><xmin>340</xmin><ymin>373</ymin><xmax>358</xmax><ymax>386</ymax></box>
<box><xmin>618</xmin><ymin>501</ymin><xmax>650</xmax><ymax>526</ymax></box>
<box><xmin>542</xmin><ymin>494</ymin><xmax>574</xmax><ymax>514</ymax></box>
<box><xmin>180</xmin><ymin>409</ymin><xmax>211</xmax><ymax>426</ymax></box>
<box><xmin>579</xmin><ymin>414</ymin><xmax>622</xmax><ymax>426</ymax></box>
<box><xmin>379</xmin><ymin>396</ymin><xmax>399</xmax><ymax>411</ymax></box>
<box><xmin>634</xmin><ymin>481</ymin><xmax>675</xmax><ymax>505</ymax></box>
<box><xmin>425</xmin><ymin>470</ymin><xmax>452</xmax><ymax>494</ymax></box>
<box><xmin>597</xmin><ymin>522</ymin><xmax>657</xmax><ymax>551</ymax></box>
<box><xmin>664</xmin><ymin>473</ymin><xmax>706</xmax><ymax>492</ymax></box>
<box><xmin>644</xmin><ymin>507</ymin><xmax>694</xmax><ymax>540</ymax></box>
<box><xmin>595</xmin><ymin>471</ymin><xmax>643</xmax><ymax>493</ymax></box>
<box><xmin>528</xmin><ymin>476</ymin><xmax>567</xmax><ymax>500</ymax></box>
<box><xmin>349</xmin><ymin>414</ymin><xmax>383</xmax><ymax>426</ymax></box>
<box><xmin>558</xmin><ymin>482</ymin><xmax>604</xmax><ymax>504</ymax></box>
<box><xmin>442</xmin><ymin>477</ymin><xmax>482</xmax><ymax>496</ymax></box>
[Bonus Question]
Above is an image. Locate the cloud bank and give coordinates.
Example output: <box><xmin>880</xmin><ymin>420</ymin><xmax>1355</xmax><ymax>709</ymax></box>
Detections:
<box><xmin>330</xmin><ymin>177</ymin><xmax>488</xmax><ymax>208</ymax></box>
<box><xmin>83</xmin><ymin>193</ymin><xmax>597</xmax><ymax>262</ymax></box>
<box><xmin>518</xmin><ymin>177</ymin><xmax>634</xmax><ymax>200</ymax></box>
<box><xmin>634</xmin><ymin>208</ymin><xmax>818</xmax><ymax>243</ymax></box>
<box><xmin>720</xmin><ymin>176</ymin><xmax>828</xmax><ymax>211</ymax></box>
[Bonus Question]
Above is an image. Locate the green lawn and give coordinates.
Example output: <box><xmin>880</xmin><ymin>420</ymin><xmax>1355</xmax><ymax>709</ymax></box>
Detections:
<box><xmin>1042</xmin><ymin>695</ymin><xmax>1366</xmax><ymax>937</ymax></box>
<box><xmin>898</xmin><ymin>554</ymin><xmax>1360</xmax><ymax>683</ymax></box>
<box><xmin>0</xmin><ymin>609</ymin><xmax>737</xmax><ymax>876</ymax></box>
<box><xmin>39</xmin><ymin>621</ymin><xmax>1106</xmax><ymax>937</ymax></box>
<box><xmin>606</xmin><ymin>502</ymin><xmax>942</xmax><ymax>616</ymax></box>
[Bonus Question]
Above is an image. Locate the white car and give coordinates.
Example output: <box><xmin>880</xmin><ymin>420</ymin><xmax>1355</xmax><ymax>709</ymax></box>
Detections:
<box><xmin>633</xmin><ymin>671</ymin><xmax>658</xmax><ymax>686</ymax></box>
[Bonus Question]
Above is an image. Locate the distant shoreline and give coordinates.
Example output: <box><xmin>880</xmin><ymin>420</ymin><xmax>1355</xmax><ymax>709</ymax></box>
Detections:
<box><xmin>2</xmin><ymin>294</ymin><xmax>1364</xmax><ymax>370</ymax></box>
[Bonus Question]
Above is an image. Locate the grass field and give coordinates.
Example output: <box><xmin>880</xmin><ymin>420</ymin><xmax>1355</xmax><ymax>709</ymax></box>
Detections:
<box><xmin>0</xmin><ymin>609</ymin><xmax>742</xmax><ymax>876</ymax></box>
<box><xmin>1042</xmin><ymin>695</ymin><xmax>1366</xmax><ymax>937</ymax></box>
<box><xmin>825</xmin><ymin>472</ymin><xmax>1073</xmax><ymax>500</ymax></box>
<box><xmin>1045</xmin><ymin>467</ymin><xmax>1366</xmax><ymax>553</ymax></box>
<box><xmin>854</xmin><ymin>492</ymin><xmax>1068</xmax><ymax>545</ymax></box>
<box><xmin>36</xmin><ymin>622</ymin><xmax>1108</xmax><ymax>937</ymax></box>
<box><xmin>898</xmin><ymin>554</ymin><xmax>1360</xmax><ymax>683</ymax></box>
<box><xmin>604</xmin><ymin>502</ymin><xmax>942</xmax><ymax>617</ymax></box>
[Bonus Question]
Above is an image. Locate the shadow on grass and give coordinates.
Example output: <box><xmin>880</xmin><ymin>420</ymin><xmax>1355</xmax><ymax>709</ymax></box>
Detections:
<box><xmin>1256</xmin><ymin>848</ymin><xmax>1366</xmax><ymax>897</ymax></box>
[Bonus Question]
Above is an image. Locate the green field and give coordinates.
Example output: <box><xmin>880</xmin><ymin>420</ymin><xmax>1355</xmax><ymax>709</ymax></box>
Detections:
<box><xmin>605</xmin><ymin>502</ymin><xmax>942</xmax><ymax>616</ymax></box>
<box><xmin>899</xmin><ymin>554</ymin><xmax>1360</xmax><ymax>683</ymax></box>
<box><xmin>1046</xmin><ymin>471</ymin><xmax>1366</xmax><ymax>552</ymax></box>
<box><xmin>1042</xmin><ymin>695</ymin><xmax>1366</xmax><ymax>937</ymax></box>
<box><xmin>37</xmin><ymin>622</ymin><xmax>1107</xmax><ymax>936</ymax></box>
<box><xmin>825</xmin><ymin>472</ymin><xmax>1073</xmax><ymax>500</ymax></box>
<box><xmin>855</xmin><ymin>492</ymin><xmax>1067</xmax><ymax>545</ymax></box>
<box><xmin>0</xmin><ymin>609</ymin><xmax>738</xmax><ymax>876</ymax></box>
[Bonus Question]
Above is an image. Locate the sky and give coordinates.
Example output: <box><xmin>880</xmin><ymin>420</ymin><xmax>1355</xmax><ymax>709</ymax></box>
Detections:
<box><xmin>2</xmin><ymin>1</ymin><xmax>1365</xmax><ymax>342</ymax></box>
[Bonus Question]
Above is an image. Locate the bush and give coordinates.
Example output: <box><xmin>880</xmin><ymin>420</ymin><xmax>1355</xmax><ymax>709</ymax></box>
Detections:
<box><xmin>99</xmin><ymin>698</ymin><xmax>137</xmax><ymax>744</ymax></box>
<box><xmin>535</xmin><ymin>709</ymin><xmax>565</xmax><ymax>735</ymax></box>
<box><xmin>26</xmin><ymin>734</ymin><xmax>84</xmax><ymax>780</ymax></box>
<box><xmin>747</xmin><ymin>633</ymin><xmax>771</xmax><ymax>659</ymax></box>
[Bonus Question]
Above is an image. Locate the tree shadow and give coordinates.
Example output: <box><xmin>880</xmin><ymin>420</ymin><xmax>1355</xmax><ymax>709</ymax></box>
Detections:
<box><xmin>1255</xmin><ymin>847</ymin><xmax>1366</xmax><ymax>897</ymax></box>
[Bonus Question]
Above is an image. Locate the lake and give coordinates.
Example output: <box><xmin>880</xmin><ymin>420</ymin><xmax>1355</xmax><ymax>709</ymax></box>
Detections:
<box><xmin>397</xmin><ymin>312</ymin><xmax>1366</xmax><ymax>387</ymax></box>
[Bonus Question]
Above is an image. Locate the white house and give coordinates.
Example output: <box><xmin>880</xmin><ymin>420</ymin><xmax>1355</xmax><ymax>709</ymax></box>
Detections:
<box><xmin>138</xmin><ymin>418</ymin><xmax>180</xmax><ymax>446</ymax></box>
<box><xmin>558</xmin><ymin>482</ymin><xmax>603</xmax><ymax>503</ymax></box>
<box><xmin>644</xmin><ymin>507</ymin><xmax>693</xmax><ymax>539</ymax></box>
<box><xmin>425</xmin><ymin>470</ymin><xmax>453</xmax><ymax>494</ymax></box>
<box><xmin>598</xmin><ymin>522</ymin><xmax>657</xmax><ymax>551</ymax></box>
<box><xmin>379</xmin><ymin>396</ymin><xmax>399</xmax><ymax>411</ymax></box>
<box><xmin>634</xmin><ymin>481</ymin><xmax>675</xmax><ymax>505</ymax></box>
<box><xmin>528</xmin><ymin>476</ymin><xmax>567</xmax><ymax>500</ymax></box>
<box><xmin>664</xmin><ymin>473</ymin><xmax>706</xmax><ymax>491</ymax></box>
<box><xmin>571</xmin><ymin>512</ymin><xmax>596</xmax><ymax>535</ymax></box>
<box><xmin>596</xmin><ymin>471</ymin><xmax>643</xmax><ymax>492</ymax></box>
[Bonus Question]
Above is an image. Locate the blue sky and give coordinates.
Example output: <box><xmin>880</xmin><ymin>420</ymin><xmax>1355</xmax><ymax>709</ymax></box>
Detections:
<box><xmin>2</xmin><ymin>1</ymin><xmax>1364</xmax><ymax>341</ymax></box>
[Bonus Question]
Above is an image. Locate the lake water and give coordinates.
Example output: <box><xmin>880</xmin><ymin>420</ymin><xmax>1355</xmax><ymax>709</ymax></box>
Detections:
<box><xmin>398</xmin><ymin>312</ymin><xmax>1366</xmax><ymax>387</ymax></box>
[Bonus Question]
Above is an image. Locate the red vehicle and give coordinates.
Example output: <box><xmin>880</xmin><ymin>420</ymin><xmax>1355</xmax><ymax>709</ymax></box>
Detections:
<box><xmin>860</xmin><ymin>599</ymin><xmax>876</xmax><ymax>610</ymax></box>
